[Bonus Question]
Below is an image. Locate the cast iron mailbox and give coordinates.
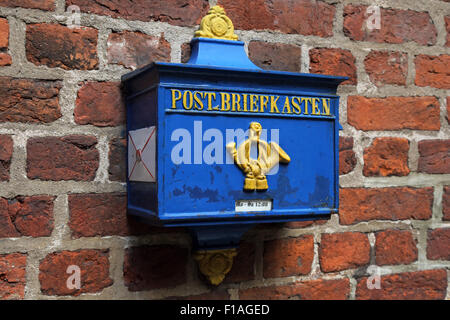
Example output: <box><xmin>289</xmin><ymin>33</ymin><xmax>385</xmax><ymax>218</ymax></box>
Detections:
<box><xmin>123</xmin><ymin>6</ymin><xmax>347</xmax><ymax>285</ymax></box>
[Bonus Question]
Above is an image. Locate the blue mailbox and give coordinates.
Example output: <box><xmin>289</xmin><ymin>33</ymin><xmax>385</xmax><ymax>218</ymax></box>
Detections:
<box><xmin>123</xmin><ymin>6</ymin><xmax>346</xmax><ymax>285</ymax></box>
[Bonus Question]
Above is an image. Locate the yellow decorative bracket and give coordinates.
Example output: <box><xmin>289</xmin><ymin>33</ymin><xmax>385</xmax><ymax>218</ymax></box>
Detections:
<box><xmin>195</xmin><ymin>5</ymin><xmax>239</xmax><ymax>41</ymax></box>
<box><xmin>194</xmin><ymin>248</ymin><xmax>237</xmax><ymax>285</ymax></box>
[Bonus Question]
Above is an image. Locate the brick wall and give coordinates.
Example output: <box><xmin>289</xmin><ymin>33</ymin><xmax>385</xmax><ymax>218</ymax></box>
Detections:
<box><xmin>0</xmin><ymin>0</ymin><xmax>449</xmax><ymax>300</ymax></box>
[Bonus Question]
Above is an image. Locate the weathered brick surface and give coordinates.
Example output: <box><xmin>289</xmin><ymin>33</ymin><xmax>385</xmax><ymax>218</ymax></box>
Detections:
<box><xmin>356</xmin><ymin>269</ymin><xmax>447</xmax><ymax>300</ymax></box>
<box><xmin>415</xmin><ymin>55</ymin><xmax>450</xmax><ymax>89</ymax></box>
<box><xmin>364</xmin><ymin>51</ymin><xmax>408</xmax><ymax>86</ymax></box>
<box><xmin>347</xmin><ymin>96</ymin><xmax>440</xmax><ymax>131</ymax></box>
<box><xmin>27</xmin><ymin>136</ymin><xmax>99</xmax><ymax>181</ymax></box>
<box><xmin>240</xmin><ymin>279</ymin><xmax>350</xmax><ymax>300</ymax></box>
<box><xmin>0</xmin><ymin>53</ymin><xmax>11</xmax><ymax>66</ymax></box>
<box><xmin>181</xmin><ymin>42</ymin><xmax>191</xmax><ymax>63</ymax></box>
<box><xmin>375</xmin><ymin>230</ymin><xmax>418</xmax><ymax>266</ymax></box>
<box><xmin>108</xmin><ymin>137</ymin><xmax>126</xmax><ymax>182</ymax></box>
<box><xmin>320</xmin><ymin>232</ymin><xmax>370</xmax><ymax>272</ymax></box>
<box><xmin>0</xmin><ymin>135</ymin><xmax>12</xmax><ymax>181</ymax></box>
<box><xmin>418</xmin><ymin>140</ymin><xmax>450</xmax><ymax>174</ymax></box>
<box><xmin>0</xmin><ymin>77</ymin><xmax>61</xmax><ymax>123</ymax></box>
<box><xmin>0</xmin><ymin>0</ymin><xmax>55</xmax><ymax>10</ymax></box>
<box><xmin>343</xmin><ymin>5</ymin><xmax>437</xmax><ymax>45</ymax></box>
<box><xmin>248</xmin><ymin>41</ymin><xmax>301</xmax><ymax>72</ymax></box>
<box><xmin>39</xmin><ymin>250</ymin><xmax>113</xmax><ymax>296</ymax></box>
<box><xmin>363</xmin><ymin>137</ymin><xmax>410</xmax><ymax>177</ymax></box>
<box><xmin>263</xmin><ymin>236</ymin><xmax>314</xmax><ymax>278</ymax></box>
<box><xmin>224</xmin><ymin>242</ymin><xmax>255</xmax><ymax>283</ymax></box>
<box><xmin>124</xmin><ymin>245</ymin><xmax>188</xmax><ymax>291</ymax></box>
<box><xmin>309</xmin><ymin>48</ymin><xmax>357</xmax><ymax>85</ymax></box>
<box><xmin>446</xmin><ymin>16</ymin><xmax>450</xmax><ymax>47</ymax></box>
<box><xmin>26</xmin><ymin>24</ymin><xmax>98</xmax><ymax>70</ymax></box>
<box><xmin>427</xmin><ymin>228</ymin><xmax>450</xmax><ymax>260</ymax></box>
<box><xmin>107</xmin><ymin>31</ymin><xmax>171</xmax><ymax>70</ymax></box>
<box><xmin>0</xmin><ymin>18</ymin><xmax>8</xmax><ymax>48</ymax></box>
<box><xmin>68</xmin><ymin>193</ymin><xmax>153</xmax><ymax>238</ymax></box>
<box><xmin>218</xmin><ymin>0</ymin><xmax>335</xmax><ymax>37</ymax></box>
<box><xmin>443</xmin><ymin>186</ymin><xmax>450</xmax><ymax>221</ymax></box>
<box><xmin>74</xmin><ymin>82</ymin><xmax>125</xmax><ymax>127</ymax></box>
<box><xmin>67</xmin><ymin>0</ymin><xmax>209</xmax><ymax>27</ymax></box>
<box><xmin>339</xmin><ymin>137</ymin><xmax>357</xmax><ymax>175</ymax></box>
<box><xmin>286</xmin><ymin>220</ymin><xmax>327</xmax><ymax>229</ymax></box>
<box><xmin>0</xmin><ymin>196</ymin><xmax>54</xmax><ymax>238</ymax></box>
<box><xmin>0</xmin><ymin>253</ymin><xmax>26</xmax><ymax>300</ymax></box>
<box><xmin>339</xmin><ymin>187</ymin><xmax>433</xmax><ymax>225</ymax></box>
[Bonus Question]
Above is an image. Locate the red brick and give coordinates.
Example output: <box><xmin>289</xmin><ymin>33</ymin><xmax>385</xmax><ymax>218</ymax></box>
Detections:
<box><xmin>107</xmin><ymin>31</ymin><xmax>171</xmax><ymax>70</ymax></box>
<box><xmin>427</xmin><ymin>228</ymin><xmax>450</xmax><ymax>260</ymax></box>
<box><xmin>68</xmin><ymin>0</ymin><xmax>208</xmax><ymax>27</ymax></box>
<box><xmin>343</xmin><ymin>5</ymin><xmax>437</xmax><ymax>45</ymax></box>
<box><xmin>415</xmin><ymin>55</ymin><xmax>450</xmax><ymax>89</ymax></box>
<box><xmin>224</xmin><ymin>242</ymin><xmax>255</xmax><ymax>283</ymax></box>
<box><xmin>0</xmin><ymin>53</ymin><xmax>11</xmax><ymax>66</ymax></box>
<box><xmin>356</xmin><ymin>269</ymin><xmax>447</xmax><ymax>300</ymax></box>
<box><xmin>347</xmin><ymin>96</ymin><xmax>440</xmax><ymax>131</ymax></box>
<box><xmin>248</xmin><ymin>41</ymin><xmax>301</xmax><ymax>72</ymax></box>
<box><xmin>68</xmin><ymin>193</ymin><xmax>154</xmax><ymax>238</ymax></box>
<box><xmin>263</xmin><ymin>236</ymin><xmax>314</xmax><ymax>278</ymax></box>
<box><xmin>309</xmin><ymin>48</ymin><xmax>356</xmax><ymax>85</ymax></box>
<box><xmin>339</xmin><ymin>187</ymin><xmax>433</xmax><ymax>225</ymax></box>
<box><xmin>375</xmin><ymin>230</ymin><xmax>418</xmax><ymax>266</ymax></box>
<box><xmin>0</xmin><ymin>135</ymin><xmax>12</xmax><ymax>181</ymax></box>
<box><xmin>446</xmin><ymin>16</ymin><xmax>450</xmax><ymax>47</ymax></box>
<box><xmin>218</xmin><ymin>0</ymin><xmax>335</xmax><ymax>37</ymax></box>
<box><xmin>240</xmin><ymin>279</ymin><xmax>350</xmax><ymax>300</ymax></box>
<box><xmin>339</xmin><ymin>137</ymin><xmax>357</xmax><ymax>175</ymax></box>
<box><xmin>0</xmin><ymin>77</ymin><xmax>61</xmax><ymax>123</ymax></box>
<box><xmin>181</xmin><ymin>42</ymin><xmax>191</xmax><ymax>64</ymax></box>
<box><xmin>364</xmin><ymin>51</ymin><xmax>408</xmax><ymax>86</ymax></box>
<box><xmin>26</xmin><ymin>24</ymin><xmax>98</xmax><ymax>70</ymax></box>
<box><xmin>0</xmin><ymin>18</ymin><xmax>8</xmax><ymax>48</ymax></box>
<box><xmin>124</xmin><ymin>245</ymin><xmax>188</xmax><ymax>291</ymax></box>
<box><xmin>0</xmin><ymin>196</ymin><xmax>54</xmax><ymax>238</ymax></box>
<box><xmin>0</xmin><ymin>253</ymin><xmax>26</xmax><ymax>300</ymax></box>
<box><xmin>443</xmin><ymin>186</ymin><xmax>450</xmax><ymax>221</ymax></box>
<box><xmin>74</xmin><ymin>82</ymin><xmax>124</xmax><ymax>127</ymax></box>
<box><xmin>320</xmin><ymin>232</ymin><xmax>370</xmax><ymax>272</ymax></box>
<box><xmin>39</xmin><ymin>250</ymin><xmax>113</xmax><ymax>296</ymax></box>
<box><xmin>27</xmin><ymin>136</ymin><xmax>99</xmax><ymax>181</ymax></box>
<box><xmin>109</xmin><ymin>137</ymin><xmax>126</xmax><ymax>182</ymax></box>
<box><xmin>286</xmin><ymin>220</ymin><xmax>327</xmax><ymax>229</ymax></box>
<box><xmin>418</xmin><ymin>140</ymin><xmax>450</xmax><ymax>174</ymax></box>
<box><xmin>0</xmin><ymin>0</ymin><xmax>55</xmax><ymax>10</ymax></box>
<box><xmin>363</xmin><ymin>137</ymin><xmax>410</xmax><ymax>177</ymax></box>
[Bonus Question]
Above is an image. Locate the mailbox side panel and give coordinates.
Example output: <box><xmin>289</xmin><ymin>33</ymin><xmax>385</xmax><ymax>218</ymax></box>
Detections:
<box><xmin>126</xmin><ymin>86</ymin><xmax>159</xmax><ymax>221</ymax></box>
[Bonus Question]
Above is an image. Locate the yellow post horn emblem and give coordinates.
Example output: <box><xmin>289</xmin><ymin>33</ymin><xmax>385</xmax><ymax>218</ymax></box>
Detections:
<box><xmin>194</xmin><ymin>5</ymin><xmax>239</xmax><ymax>41</ymax></box>
<box><xmin>227</xmin><ymin>122</ymin><xmax>291</xmax><ymax>191</ymax></box>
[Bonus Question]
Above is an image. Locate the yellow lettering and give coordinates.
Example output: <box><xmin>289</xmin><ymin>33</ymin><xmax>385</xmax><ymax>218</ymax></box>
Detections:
<box><xmin>312</xmin><ymin>98</ymin><xmax>321</xmax><ymax>115</ymax></box>
<box><xmin>282</xmin><ymin>97</ymin><xmax>292</xmax><ymax>114</ymax></box>
<box><xmin>302</xmin><ymin>97</ymin><xmax>311</xmax><ymax>115</ymax></box>
<box><xmin>260</xmin><ymin>95</ymin><xmax>269</xmax><ymax>113</ymax></box>
<box><xmin>322</xmin><ymin>98</ymin><xmax>331</xmax><ymax>115</ymax></box>
<box><xmin>205</xmin><ymin>92</ymin><xmax>217</xmax><ymax>111</ymax></box>
<box><xmin>182</xmin><ymin>90</ymin><xmax>193</xmax><ymax>110</ymax></box>
<box><xmin>250</xmin><ymin>95</ymin><xmax>258</xmax><ymax>112</ymax></box>
<box><xmin>292</xmin><ymin>97</ymin><xmax>301</xmax><ymax>115</ymax></box>
<box><xmin>193</xmin><ymin>91</ymin><xmax>204</xmax><ymax>110</ymax></box>
<box><xmin>220</xmin><ymin>92</ymin><xmax>231</xmax><ymax>111</ymax></box>
<box><xmin>171</xmin><ymin>89</ymin><xmax>182</xmax><ymax>109</ymax></box>
<box><xmin>270</xmin><ymin>96</ymin><xmax>280</xmax><ymax>113</ymax></box>
<box><xmin>242</xmin><ymin>94</ymin><xmax>248</xmax><ymax>112</ymax></box>
<box><xmin>232</xmin><ymin>93</ymin><xmax>241</xmax><ymax>111</ymax></box>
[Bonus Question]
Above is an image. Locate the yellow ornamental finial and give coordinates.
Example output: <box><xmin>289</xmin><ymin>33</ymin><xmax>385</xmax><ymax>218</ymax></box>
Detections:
<box><xmin>195</xmin><ymin>5</ymin><xmax>239</xmax><ymax>41</ymax></box>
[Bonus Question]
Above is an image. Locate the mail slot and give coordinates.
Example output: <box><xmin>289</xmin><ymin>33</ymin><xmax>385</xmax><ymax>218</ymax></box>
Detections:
<box><xmin>123</xmin><ymin>6</ymin><xmax>347</xmax><ymax>285</ymax></box>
